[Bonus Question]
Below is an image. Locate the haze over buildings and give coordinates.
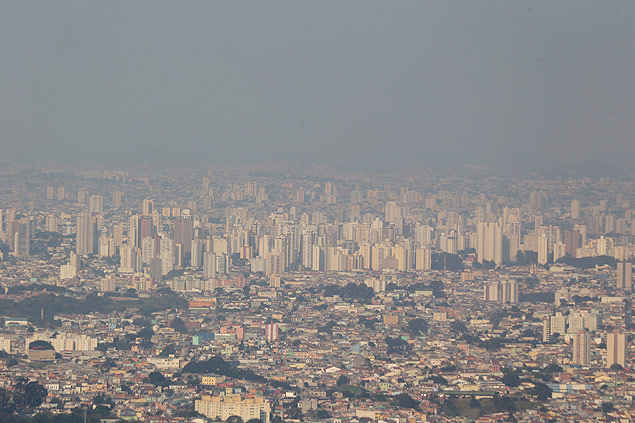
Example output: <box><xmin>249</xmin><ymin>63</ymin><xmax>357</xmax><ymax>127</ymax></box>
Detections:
<box><xmin>0</xmin><ymin>1</ymin><xmax>634</xmax><ymax>422</ymax></box>
<box><xmin>2</xmin><ymin>1</ymin><xmax>635</xmax><ymax>169</ymax></box>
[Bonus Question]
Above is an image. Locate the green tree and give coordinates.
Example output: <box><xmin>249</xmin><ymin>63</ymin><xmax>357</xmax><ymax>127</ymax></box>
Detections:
<box><xmin>170</xmin><ymin>317</ymin><xmax>188</xmax><ymax>333</ymax></box>
<box><xmin>394</xmin><ymin>393</ymin><xmax>418</xmax><ymax>410</ymax></box>
<box><xmin>336</xmin><ymin>375</ymin><xmax>349</xmax><ymax>386</ymax></box>
<box><xmin>13</xmin><ymin>378</ymin><xmax>48</xmax><ymax>411</ymax></box>
<box><xmin>147</xmin><ymin>371</ymin><xmax>167</xmax><ymax>386</ymax></box>
<box><xmin>531</xmin><ymin>382</ymin><xmax>552</xmax><ymax>401</ymax></box>
<box><xmin>501</xmin><ymin>369</ymin><xmax>521</xmax><ymax>387</ymax></box>
<box><xmin>136</xmin><ymin>327</ymin><xmax>154</xmax><ymax>339</ymax></box>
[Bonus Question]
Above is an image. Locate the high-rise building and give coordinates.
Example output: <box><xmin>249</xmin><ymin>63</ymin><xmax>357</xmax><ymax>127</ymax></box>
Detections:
<box><xmin>100</xmin><ymin>275</ymin><xmax>117</xmax><ymax>292</ymax></box>
<box><xmin>301</xmin><ymin>230</ymin><xmax>314</xmax><ymax>269</ymax></box>
<box><xmin>15</xmin><ymin>217</ymin><xmax>31</xmax><ymax>258</ymax></box>
<box><xmin>572</xmin><ymin>329</ymin><xmax>591</xmax><ymax>366</ymax></box>
<box><xmin>174</xmin><ymin>212</ymin><xmax>193</xmax><ymax>264</ymax></box>
<box><xmin>384</xmin><ymin>201</ymin><xmax>402</xmax><ymax>224</ymax></box>
<box><xmin>141</xmin><ymin>237</ymin><xmax>156</xmax><ymax>264</ymax></box>
<box><xmin>607</xmin><ymin>330</ymin><xmax>626</xmax><ymax>368</ymax></box>
<box><xmin>139</xmin><ymin>216</ymin><xmax>155</xmax><ymax>243</ymax></box>
<box><xmin>269</xmin><ymin>275</ymin><xmax>281</xmax><ymax>288</ymax></box>
<box><xmin>191</xmin><ymin>238</ymin><xmax>202</xmax><ymax>268</ymax></box>
<box><xmin>571</xmin><ymin>199</ymin><xmax>580</xmax><ymax>219</ymax></box>
<box><xmin>553</xmin><ymin>242</ymin><xmax>566</xmax><ymax>261</ymax></box>
<box><xmin>415</xmin><ymin>247</ymin><xmax>432</xmax><ymax>270</ymax></box>
<box><xmin>76</xmin><ymin>212</ymin><xmax>97</xmax><ymax>255</ymax></box>
<box><xmin>60</xmin><ymin>264</ymin><xmax>77</xmax><ymax>279</ymax></box>
<box><xmin>113</xmin><ymin>223</ymin><xmax>125</xmax><ymax>248</ymax></box>
<box><xmin>484</xmin><ymin>280</ymin><xmax>518</xmax><ymax>304</ymax></box>
<box><xmin>119</xmin><ymin>245</ymin><xmax>137</xmax><ymax>273</ymax></box>
<box><xmin>141</xmin><ymin>198</ymin><xmax>154</xmax><ymax>216</ymax></box>
<box><xmin>46</xmin><ymin>186</ymin><xmax>55</xmax><ymax>200</ymax></box>
<box><xmin>537</xmin><ymin>233</ymin><xmax>549</xmax><ymax>265</ymax></box>
<box><xmin>542</xmin><ymin>319</ymin><xmax>551</xmax><ymax>342</ymax></box>
<box><xmin>46</xmin><ymin>215</ymin><xmax>58</xmax><ymax>232</ymax></box>
<box><xmin>128</xmin><ymin>215</ymin><xmax>139</xmax><ymax>248</ymax></box>
<box><xmin>564</xmin><ymin>230</ymin><xmax>580</xmax><ymax>258</ymax></box>
<box><xmin>149</xmin><ymin>258</ymin><xmax>163</xmax><ymax>282</ymax></box>
<box><xmin>89</xmin><ymin>195</ymin><xmax>103</xmax><ymax>214</ymax></box>
<box><xmin>617</xmin><ymin>261</ymin><xmax>632</xmax><ymax>291</ymax></box>
<box><xmin>98</xmin><ymin>232</ymin><xmax>114</xmax><ymax>258</ymax></box>
<box><xmin>265</xmin><ymin>322</ymin><xmax>279</xmax><ymax>342</ymax></box>
<box><xmin>112</xmin><ymin>191</ymin><xmax>122</xmax><ymax>208</ymax></box>
<box><xmin>311</xmin><ymin>245</ymin><xmax>323</xmax><ymax>271</ymax></box>
<box><xmin>160</xmin><ymin>238</ymin><xmax>175</xmax><ymax>275</ymax></box>
<box><xmin>203</xmin><ymin>252</ymin><xmax>216</xmax><ymax>279</ymax></box>
<box><xmin>550</xmin><ymin>313</ymin><xmax>566</xmax><ymax>336</ymax></box>
<box><xmin>476</xmin><ymin>221</ymin><xmax>503</xmax><ymax>265</ymax></box>
<box><xmin>568</xmin><ymin>313</ymin><xmax>585</xmax><ymax>334</ymax></box>
<box><xmin>296</xmin><ymin>187</ymin><xmax>305</xmax><ymax>203</ymax></box>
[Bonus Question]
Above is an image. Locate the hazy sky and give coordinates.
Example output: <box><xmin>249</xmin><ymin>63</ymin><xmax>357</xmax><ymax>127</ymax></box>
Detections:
<box><xmin>2</xmin><ymin>1</ymin><xmax>635</xmax><ymax>169</ymax></box>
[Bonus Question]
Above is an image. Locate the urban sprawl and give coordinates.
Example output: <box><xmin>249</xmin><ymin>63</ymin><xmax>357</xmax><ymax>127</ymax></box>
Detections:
<box><xmin>0</xmin><ymin>163</ymin><xmax>632</xmax><ymax>422</ymax></box>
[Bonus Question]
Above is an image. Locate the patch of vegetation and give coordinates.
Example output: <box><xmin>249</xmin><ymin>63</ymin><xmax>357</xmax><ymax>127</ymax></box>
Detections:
<box><xmin>442</xmin><ymin>394</ymin><xmax>539</xmax><ymax>418</ymax></box>
<box><xmin>556</xmin><ymin>255</ymin><xmax>616</xmax><ymax>269</ymax></box>
<box><xmin>323</xmin><ymin>283</ymin><xmax>374</xmax><ymax>301</ymax></box>
<box><xmin>182</xmin><ymin>356</ymin><xmax>266</xmax><ymax>382</ymax></box>
<box><xmin>0</xmin><ymin>292</ymin><xmax>187</xmax><ymax>326</ymax></box>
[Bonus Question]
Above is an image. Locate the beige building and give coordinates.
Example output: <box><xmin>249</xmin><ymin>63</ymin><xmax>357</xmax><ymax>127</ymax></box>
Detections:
<box><xmin>607</xmin><ymin>331</ymin><xmax>626</xmax><ymax>368</ymax></box>
<box><xmin>28</xmin><ymin>348</ymin><xmax>55</xmax><ymax>362</ymax></box>
<box><xmin>0</xmin><ymin>338</ymin><xmax>11</xmax><ymax>353</ymax></box>
<box><xmin>573</xmin><ymin>329</ymin><xmax>590</xmax><ymax>366</ymax></box>
<box><xmin>195</xmin><ymin>395</ymin><xmax>271</xmax><ymax>423</ymax></box>
<box><xmin>201</xmin><ymin>375</ymin><xmax>226</xmax><ymax>386</ymax></box>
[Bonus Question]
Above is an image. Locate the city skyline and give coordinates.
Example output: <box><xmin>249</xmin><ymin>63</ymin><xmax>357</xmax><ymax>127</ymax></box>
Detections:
<box><xmin>1</xmin><ymin>1</ymin><xmax>634</xmax><ymax>421</ymax></box>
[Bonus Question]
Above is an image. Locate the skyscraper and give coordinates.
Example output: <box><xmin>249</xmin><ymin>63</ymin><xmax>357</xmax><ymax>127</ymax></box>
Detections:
<box><xmin>191</xmin><ymin>238</ymin><xmax>202</xmax><ymax>268</ymax></box>
<box><xmin>76</xmin><ymin>212</ymin><xmax>97</xmax><ymax>256</ymax></box>
<box><xmin>573</xmin><ymin>329</ymin><xmax>591</xmax><ymax>366</ymax></box>
<box><xmin>141</xmin><ymin>198</ymin><xmax>154</xmax><ymax>216</ymax></box>
<box><xmin>571</xmin><ymin>199</ymin><xmax>580</xmax><ymax>219</ymax></box>
<box><xmin>15</xmin><ymin>217</ymin><xmax>31</xmax><ymax>258</ymax></box>
<box><xmin>537</xmin><ymin>233</ymin><xmax>549</xmax><ymax>265</ymax></box>
<box><xmin>301</xmin><ymin>230</ymin><xmax>314</xmax><ymax>269</ymax></box>
<box><xmin>311</xmin><ymin>245</ymin><xmax>323</xmax><ymax>271</ymax></box>
<box><xmin>139</xmin><ymin>216</ymin><xmax>155</xmax><ymax>242</ymax></box>
<box><xmin>542</xmin><ymin>319</ymin><xmax>551</xmax><ymax>342</ymax></box>
<box><xmin>563</xmin><ymin>230</ymin><xmax>580</xmax><ymax>258</ymax></box>
<box><xmin>616</xmin><ymin>261</ymin><xmax>632</xmax><ymax>291</ymax></box>
<box><xmin>112</xmin><ymin>191</ymin><xmax>122</xmax><ymax>208</ymax></box>
<box><xmin>89</xmin><ymin>195</ymin><xmax>103</xmax><ymax>214</ymax></box>
<box><xmin>203</xmin><ymin>251</ymin><xmax>217</xmax><ymax>279</ymax></box>
<box><xmin>415</xmin><ymin>247</ymin><xmax>432</xmax><ymax>270</ymax></box>
<box><xmin>476</xmin><ymin>221</ymin><xmax>503</xmax><ymax>265</ymax></box>
<box><xmin>174</xmin><ymin>212</ymin><xmax>193</xmax><ymax>264</ymax></box>
<box><xmin>118</xmin><ymin>245</ymin><xmax>137</xmax><ymax>273</ymax></box>
<box><xmin>141</xmin><ymin>237</ymin><xmax>156</xmax><ymax>264</ymax></box>
<box><xmin>46</xmin><ymin>215</ymin><xmax>58</xmax><ymax>232</ymax></box>
<box><xmin>606</xmin><ymin>331</ymin><xmax>626</xmax><ymax>368</ymax></box>
<box><xmin>265</xmin><ymin>322</ymin><xmax>279</xmax><ymax>342</ymax></box>
<box><xmin>128</xmin><ymin>215</ymin><xmax>139</xmax><ymax>248</ymax></box>
<box><xmin>550</xmin><ymin>313</ymin><xmax>566</xmax><ymax>337</ymax></box>
<box><xmin>160</xmin><ymin>238</ymin><xmax>175</xmax><ymax>276</ymax></box>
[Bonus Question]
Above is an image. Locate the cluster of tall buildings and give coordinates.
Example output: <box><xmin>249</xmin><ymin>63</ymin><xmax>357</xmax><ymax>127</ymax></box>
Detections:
<box><xmin>483</xmin><ymin>280</ymin><xmax>519</xmax><ymax>304</ymax></box>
